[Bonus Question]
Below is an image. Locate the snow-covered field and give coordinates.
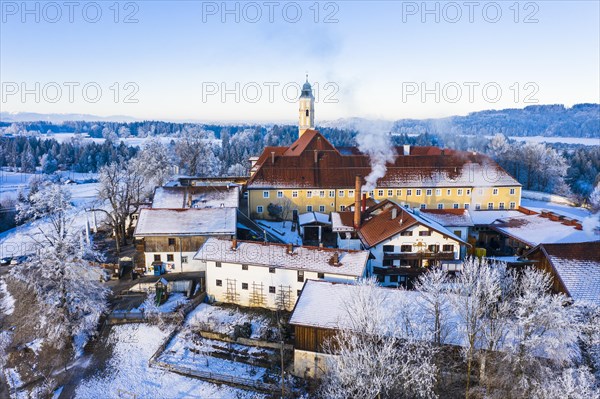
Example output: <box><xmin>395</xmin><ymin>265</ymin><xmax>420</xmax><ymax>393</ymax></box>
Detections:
<box><xmin>508</xmin><ymin>135</ymin><xmax>599</xmax><ymax>146</ymax></box>
<box><xmin>186</xmin><ymin>303</ymin><xmax>274</xmax><ymax>340</ymax></box>
<box><xmin>74</xmin><ymin>324</ymin><xmax>261</xmax><ymax>399</ymax></box>
<box><xmin>0</xmin><ymin>182</ymin><xmax>103</xmax><ymax>258</ymax></box>
<box><xmin>255</xmin><ymin>220</ymin><xmax>302</xmax><ymax>245</ymax></box>
<box><xmin>45</xmin><ymin>133</ymin><xmax>179</xmax><ymax>147</ymax></box>
<box><xmin>0</xmin><ymin>170</ymin><xmax>98</xmax><ymax>202</ymax></box>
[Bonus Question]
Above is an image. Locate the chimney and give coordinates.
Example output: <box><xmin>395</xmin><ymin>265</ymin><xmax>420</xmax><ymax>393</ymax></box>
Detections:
<box><xmin>391</xmin><ymin>207</ymin><xmax>398</xmax><ymax>220</ymax></box>
<box><xmin>271</xmin><ymin>151</ymin><xmax>275</xmax><ymax>164</ymax></box>
<box><xmin>319</xmin><ymin>243</ymin><xmax>324</xmax><ymax>250</ymax></box>
<box><xmin>287</xmin><ymin>243</ymin><xmax>293</xmax><ymax>254</ymax></box>
<box><xmin>354</xmin><ymin>175</ymin><xmax>362</xmax><ymax>229</ymax></box>
<box><xmin>362</xmin><ymin>193</ymin><xmax>367</xmax><ymax>213</ymax></box>
<box><xmin>403</xmin><ymin>144</ymin><xmax>410</xmax><ymax>156</ymax></box>
<box><xmin>231</xmin><ymin>238</ymin><xmax>238</xmax><ymax>250</ymax></box>
<box><xmin>331</xmin><ymin>252</ymin><xmax>340</xmax><ymax>266</ymax></box>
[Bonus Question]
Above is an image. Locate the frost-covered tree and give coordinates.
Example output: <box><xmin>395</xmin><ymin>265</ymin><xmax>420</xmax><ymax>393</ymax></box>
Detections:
<box><xmin>589</xmin><ymin>182</ymin><xmax>600</xmax><ymax>212</ymax></box>
<box><xmin>496</xmin><ymin>268</ymin><xmax>580</xmax><ymax>398</ymax></box>
<box><xmin>174</xmin><ymin>128</ymin><xmax>222</xmax><ymax>176</ymax></box>
<box><xmin>13</xmin><ymin>181</ymin><xmax>108</xmax><ymax>355</ymax></box>
<box><xmin>450</xmin><ymin>257</ymin><xmax>501</xmax><ymax>399</ymax></box>
<box><xmin>531</xmin><ymin>366</ymin><xmax>600</xmax><ymax>399</ymax></box>
<box><xmin>573</xmin><ymin>302</ymin><xmax>600</xmax><ymax>381</ymax></box>
<box><xmin>414</xmin><ymin>267</ymin><xmax>453</xmax><ymax>346</ymax></box>
<box><xmin>95</xmin><ymin>161</ymin><xmax>145</xmax><ymax>253</ymax></box>
<box><xmin>321</xmin><ymin>278</ymin><xmax>437</xmax><ymax>399</ymax></box>
<box><xmin>134</xmin><ymin>139</ymin><xmax>175</xmax><ymax>191</ymax></box>
<box><xmin>226</xmin><ymin>163</ymin><xmax>247</xmax><ymax>176</ymax></box>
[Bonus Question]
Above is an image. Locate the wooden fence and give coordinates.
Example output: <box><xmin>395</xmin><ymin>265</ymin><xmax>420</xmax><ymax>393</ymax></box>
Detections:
<box><xmin>149</xmin><ymin>359</ymin><xmax>279</xmax><ymax>393</ymax></box>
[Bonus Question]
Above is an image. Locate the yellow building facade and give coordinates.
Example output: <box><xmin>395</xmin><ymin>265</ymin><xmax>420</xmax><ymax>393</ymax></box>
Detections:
<box><xmin>248</xmin><ymin>186</ymin><xmax>521</xmax><ymax>220</ymax></box>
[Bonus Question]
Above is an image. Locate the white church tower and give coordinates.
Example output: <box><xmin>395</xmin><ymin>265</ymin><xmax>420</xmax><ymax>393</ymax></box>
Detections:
<box><xmin>298</xmin><ymin>75</ymin><xmax>315</xmax><ymax>137</ymax></box>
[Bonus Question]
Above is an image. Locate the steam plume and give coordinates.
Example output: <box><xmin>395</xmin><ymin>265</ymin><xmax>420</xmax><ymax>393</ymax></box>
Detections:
<box><xmin>355</xmin><ymin>121</ymin><xmax>397</xmax><ymax>192</ymax></box>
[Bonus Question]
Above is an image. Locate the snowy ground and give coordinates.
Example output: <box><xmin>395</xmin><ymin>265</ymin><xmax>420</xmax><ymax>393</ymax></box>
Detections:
<box><xmin>255</xmin><ymin>220</ymin><xmax>302</xmax><ymax>245</ymax></box>
<box><xmin>0</xmin><ymin>279</ymin><xmax>15</xmax><ymax>316</ymax></box>
<box><xmin>158</xmin><ymin>334</ymin><xmax>275</xmax><ymax>383</ymax></box>
<box><xmin>131</xmin><ymin>292</ymin><xmax>190</xmax><ymax>313</ymax></box>
<box><xmin>186</xmin><ymin>303</ymin><xmax>275</xmax><ymax>340</ymax></box>
<box><xmin>74</xmin><ymin>324</ymin><xmax>262</xmax><ymax>399</ymax></box>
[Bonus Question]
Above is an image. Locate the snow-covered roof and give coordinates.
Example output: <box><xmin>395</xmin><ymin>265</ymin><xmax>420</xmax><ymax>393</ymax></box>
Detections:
<box><xmin>152</xmin><ymin>185</ymin><xmax>239</xmax><ymax>209</ymax></box>
<box><xmin>195</xmin><ymin>238</ymin><xmax>369</xmax><ymax>277</ymax></box>
<box><xmin>533</xmin><ymin>242</ymin><xmax>600</xmax><ymax>306</ymax></box>
<box><xmin>134</xmin><ymin>208</ymin><xmax>236</xmax><ymax>237</ymax></box>
<box><xmin>290</xmin><ymin>280</ymin><xmax>462</xmax><ymax>343</ymax></box>
<box><xmin>470</xmin><ymin>209</ymin><xmax>530</xmax><ymax>225</ymax></box>
<box><xmin>420</xmin><ymin>209</ymin><xmax>474</xmax><ymax>227</ymax></box>
<box><xmin>490</xmin><ymin>214</ymin><xmax>599</xmax><ymax>247</ymax></box>
<box><xmin>331</xmin><ymin>212</ymin><xmax>354</xmax><ymax>232</ymax></box>
<box><xmin>298</xmin><ymin>212</ymin><xmax>330</xmax><ymax>226</ymax></box>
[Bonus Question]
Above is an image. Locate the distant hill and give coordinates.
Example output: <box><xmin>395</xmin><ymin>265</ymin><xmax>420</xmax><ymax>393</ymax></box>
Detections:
<box><xmin>0</xmin><ymin>112</ymin><xmax>137</xmax><ymax>123</ymax></box>
<box><xmin>2</xmin><ymin>103</ymin><xmax>598</xmax><ymax>139</ymax></box>
<box><xmin>390</xmin><ymin>104</ymin><xmax>600</xmax><ymax>138</ymax></box>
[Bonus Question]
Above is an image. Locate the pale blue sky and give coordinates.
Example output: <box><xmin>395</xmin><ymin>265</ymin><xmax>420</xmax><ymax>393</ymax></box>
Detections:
<box><xmin>1</xmin><ymin>1</ymin><xmax>598</xmax><ymax>122</ymax></box>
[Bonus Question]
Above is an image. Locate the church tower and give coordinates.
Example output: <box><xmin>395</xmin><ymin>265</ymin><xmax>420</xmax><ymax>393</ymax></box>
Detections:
<box><xmin>298</xmin><ymin>75</ymin><xmax>315</xmax><ymax>137</ymax></box>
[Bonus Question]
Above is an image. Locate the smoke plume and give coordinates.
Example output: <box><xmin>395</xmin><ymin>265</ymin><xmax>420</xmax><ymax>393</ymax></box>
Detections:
<box><xmin>355</xmin><ymin>121</ymin><xmax>397</xmax><ymax>192</ymax></box>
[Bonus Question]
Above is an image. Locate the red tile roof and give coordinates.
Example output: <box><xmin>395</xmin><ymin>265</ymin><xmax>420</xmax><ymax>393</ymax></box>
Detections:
<box><xmin>357</xmin><ymin>201</ymin><xmax>418</xmax><ymax>247</ymax></box>
<box><xmin>247</xmin><ymin>130</ymin><xmax>520</xmax><ymax>189</ymax></box>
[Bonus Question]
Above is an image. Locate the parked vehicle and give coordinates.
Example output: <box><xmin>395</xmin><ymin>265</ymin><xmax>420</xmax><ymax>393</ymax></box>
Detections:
<box><xmin>1</xmin><ymin>257</ymin><xmax>12</xmax><ymax>266</ymax></box>
<box><xmin>10</xmin><ymin>255</ymin><xmax>28</xmax><ymax>265</ymax></box>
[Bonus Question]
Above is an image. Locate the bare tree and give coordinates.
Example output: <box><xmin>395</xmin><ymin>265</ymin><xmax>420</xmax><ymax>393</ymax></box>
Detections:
<box><xmin>94</xmin><ymin>161</ymin><xmax>145</xmax><ymax>254</ymax></box>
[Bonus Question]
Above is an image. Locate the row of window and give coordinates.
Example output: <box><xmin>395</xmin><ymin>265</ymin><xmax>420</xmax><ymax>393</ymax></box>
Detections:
<box><xmin>215</xmin><ymin>280</ymin><xmax>304</xmax><ymax>296</ymax></box>
<box><xmin>215</xmin><ymin>263</ymin><xmax>325</xmax><ymax>281</ymax></box>
<box><xmin>261</xmin><ymin>187</ymin><xmax>517</xmax><ymax>199</ymax></box>
<box><xmin>153</xmin><ymin>254</ymin><xmax>188</xmax><ymax>263</ymax></box>
<box><xmin>256</xmin><ymin>201</ymin><xmax>516</xmax><ymax>214</ymax></box>
<box><xmin>383</xmin><ymin>244</ymin><xmax>455</xmax><ymax>253</ymax></box>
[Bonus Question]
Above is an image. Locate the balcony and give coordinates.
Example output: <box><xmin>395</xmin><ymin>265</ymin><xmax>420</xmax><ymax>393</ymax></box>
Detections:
<box><xmin>383</xmin><ymin>251</ymin><xmax>456</xmax><ymax>261</ymax></box>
